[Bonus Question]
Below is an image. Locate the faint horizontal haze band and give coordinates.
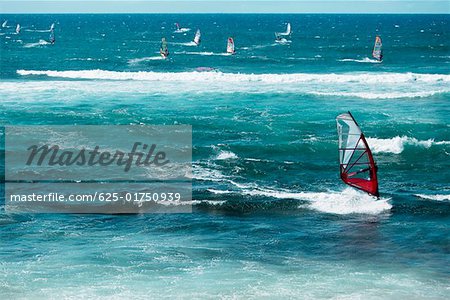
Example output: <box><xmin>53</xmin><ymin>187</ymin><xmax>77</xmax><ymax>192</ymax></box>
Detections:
<box><xmin>1</xmin><ymin>1</ymin><xmax>449</xmax><ymax>13</ymax></box>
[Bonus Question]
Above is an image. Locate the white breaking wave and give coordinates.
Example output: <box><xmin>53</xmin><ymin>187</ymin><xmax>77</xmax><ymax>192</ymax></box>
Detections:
<box><xmin>23</xmin><ymin>40</ymin><xmax>49</xmax><ymax>48</ymax></box>
<box><xmin>209</xmin><ymin>186</ymin><xmax>391</xmax><ymax>215</ymax></box>
<box><xmin>25</xmin><ymin>29</ymin><xmax>52</xmax><ymax>33</ymax></box>
<box><xmin>67</xmin><ymin>57</ymin><xmax>107</xmax><ymax>62</ymax></box>
<box><xmin>127</xmin><ymin>56</ymin><xmax>165</xmax><ymax>64</ymax></box>
<box><xmin>173</xmin><ymin>41</ymin><xmax>198</xmax><ymax>47</ymax></box>
<box><xmin>303</xmin><ymin>188</ymin><xmax>392</xmax><ymax>215</ymax></box>
<box><xmin>174</xmin><ymin>28</ymin><xmax>190</xmax><ymax>33</ymax></box>
<box><xmin>192</xmin><ymin>164</ymin><xmax>391</xmax><ymax>215</ymax></box>
<box><xmin>190</xmin><ymin>200</ymin><xmax>227</xmax><ymax>206</ymax></box>
<box><xmin>175</xmin><ymin>51</ymin><xmax>229</xmax><ymax>56</ymax></box>
<box><xmin>415</xmin><ymin>194</ymin><xmax>450</xmax><ymax>202</ymax></box>
<box><xmin>216</xmin><ymin>151</ymin><xmax>238</xmax><ymax>160</ymax></box>
<box><xmin>310</xmin><ymin>90</ymin><xmax>446</xmax><ymax>99</ymax></box>
<box><xmin>16</xmin><ymin>70</ymin><xmax>450</xmax><ymax>84</ymax></box>
<box><xmin>339</xmin><ymin>58</ymin><xmax>381</xmax><ymax>64</ymax></box>
<box><xmin>366</xmin><ymin>136</ymin><xmax>450</xmax><ymax>154</ymax></box>
<box><xmin>3</xmin><ymin>80</ymin><xmax>446</xmax><ymax>99</ymax></box>
<box><xmin>191</xmin><ymin>164</ymin><xmax>232</xmax><ymax>183</ymax></box>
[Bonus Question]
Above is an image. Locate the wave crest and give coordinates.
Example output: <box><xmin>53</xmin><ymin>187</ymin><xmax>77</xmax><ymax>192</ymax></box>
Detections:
<box><xmin>415</xmin><ymin>194</ymin><xmax>450</xmax><ymax>202</ymax></box>
<box><xmin>216</xmin><ymin>151</ymin><xmax>238</xmax><ymax>160</ymax></box>
<box><xmin>366</xmin><ymin>136</ymin><xmax>449</xmax><ymax>154</ymax></box>
<box><xmin>16</xmin><ymin>70</ymin><xmax>450</xmax><ymax>84</ymax></box>
<box><xmin>339</xmin><ymin>58</ymin><xmax>381</xmax><ymax>64</ymax></box>
<box><xmin>311</xmin><ymin>91</ymin><xmax>445</xmax><ymax>99</ymax></box>
<box><xmin>209</xmin><ymin>183</ymin><xmax>391</xmax><ymax>215</ymax></box>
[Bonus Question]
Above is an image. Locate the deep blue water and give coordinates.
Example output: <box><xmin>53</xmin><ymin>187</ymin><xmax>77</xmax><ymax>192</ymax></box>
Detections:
<box><xmin>0</xmin><ymin>14</ymin><xmax>449</xmax><ymax>298</ymax></box>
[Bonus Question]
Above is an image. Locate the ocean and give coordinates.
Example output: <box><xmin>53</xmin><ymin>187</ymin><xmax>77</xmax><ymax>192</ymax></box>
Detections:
<box><xmin>0</xmin><ymin>14</ymin><xmax>449</xmax><ymax>299</ymax></box>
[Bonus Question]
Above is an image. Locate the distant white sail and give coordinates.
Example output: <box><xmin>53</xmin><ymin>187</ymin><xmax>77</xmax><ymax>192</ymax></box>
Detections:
<box><xmin>276</xmin><ymin>22</ymin><xmax>291</xmax><ymax>37</ymax></box>
<box><xmin>50</xmin><ymin>23</ymin><xmax>55</xmax><ymax>31</ymax></box>
<box><xmin>283</xmin><ymin>23</ymin><xmax>292</xmax><ymax>35</ymax></box>
<box><xmin>193</xmin><ymin>29</ymin><xmax>201</xmax><ymax>45</ymax></box>
<box><xmin>2</xmin><ymin>20</ymin><xmax>7</xmax><ymax>28</ymax></box>
<box><xmin>15</xmin><ymin>24</ymin><xmax>21</xmax><ymax>34</ymax></box>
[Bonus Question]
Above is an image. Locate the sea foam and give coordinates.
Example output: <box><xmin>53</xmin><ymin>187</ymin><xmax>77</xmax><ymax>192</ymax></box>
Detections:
<box><xmin>216</xmin><ymin>151</ymin><xmax>238</xmax><ymax>160</ymax></box>
<box><xmin>16</xmin><ymin>70</ymin><xmax>450</xmax><ymax>84</ymax></box>
<box><xmin>208</xmin><ymin>183</ymin><xmax>391</xmax><ymax>215</ymax></box>
<box><xmin>310</xmin><ymin>90</ymin><xmax>445</xmax><ymax>99</ymax></box>
<box><xmin>415</xmin><ymin>194</ymin><xmax>450</xmax><ymax>202</ymax></box>
<box><xmin>366</xmin><ymin>136</ymin><xmax>449</xmax><ymax>154</ymax></box>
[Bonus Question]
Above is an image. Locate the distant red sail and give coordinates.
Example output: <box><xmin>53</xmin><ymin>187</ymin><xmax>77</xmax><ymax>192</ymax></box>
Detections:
<box><xmin>336</xmin><ymin>112</ymin><xmax>379</xmax><ymax>197</ymax></box>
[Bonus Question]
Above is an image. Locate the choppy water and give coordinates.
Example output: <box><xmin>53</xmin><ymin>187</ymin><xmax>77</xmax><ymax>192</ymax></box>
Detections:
<box><xmin>1</xmin><ymin>14</ymin><xmax>449</xmax><ymax>299</ymax></box>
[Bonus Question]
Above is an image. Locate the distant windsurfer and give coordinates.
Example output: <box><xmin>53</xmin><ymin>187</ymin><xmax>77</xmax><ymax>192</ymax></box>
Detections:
<box><xmin>275</xmin><ymin>23</ymin><xmax>291</xmax><ymax>43</ymax></box>
<box><xmin>160</xmin><ymin>37</ymin><xmax>169</xmax><ymax>58</ymax></box>
<box><xmin>227</xmin><ymin>37</ymin><xmax>235</xmax><ymax>54</ymax></box>
<box><xmin>372</xmin><ymin>35</ymin><xmax>383</xmax><ymax>62</ymax></box>
<box><xmin>193</xmin><ymin>29</ymin><xmax>201</xmax><ymax>46</ymax></box>
<box><xmin>174</xmin><ymin>23</ymin><xmax>190</xmax><ymax>33</ymax></box>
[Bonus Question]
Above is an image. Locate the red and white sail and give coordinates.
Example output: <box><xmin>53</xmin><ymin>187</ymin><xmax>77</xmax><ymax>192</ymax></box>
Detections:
<box><xmin>336</xmin><ymin>112</ymin><xmax>379</xmax><ymax>197</ymax></box>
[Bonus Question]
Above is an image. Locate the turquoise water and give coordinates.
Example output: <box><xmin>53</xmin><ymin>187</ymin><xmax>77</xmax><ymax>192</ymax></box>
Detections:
<box><xmin>1</xmin><ymin>14</ymin><xmax>449</xmax><ymax>298</ymax></box>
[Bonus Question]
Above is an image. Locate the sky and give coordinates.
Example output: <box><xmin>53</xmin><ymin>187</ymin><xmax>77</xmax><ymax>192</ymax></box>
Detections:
<box><xmin>1</xmin><ymin>0</ymin><xmax>449</xmax><ymax>14</ymax></box>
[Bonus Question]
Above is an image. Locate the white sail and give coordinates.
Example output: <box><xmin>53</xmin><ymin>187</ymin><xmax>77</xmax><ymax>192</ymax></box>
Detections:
<box><xmin>284</xmin><ymin>23</ymin><xmax>292</xmax><ymax>35</ymax></box>
<box><xmin>337</xmin><ymin>113</ymin><xmax>363</xmax><ymax>168</ymax></box>
<box><xmin>276</xmin><ymin>23</ymin><xmax>291</xmax><ymax>37</ymax></box>
<box><xmin>50</xmin><ymin>23</ymin><xmax>55</xmax><ymax>31</ymax></box>
<box><xmin>15</xmin><ymin>24</ymin><xmax>20</xmax><ymax>34</ymax></box>
<box><xmin>2</xmin><ymin>20</ymin><xmax>7</xmax><ymax>28</ymax></box>
<box><xmin>193</xmin><ymin>29</ymin><xmax>201</xmax><ymax>45</ymax></box>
